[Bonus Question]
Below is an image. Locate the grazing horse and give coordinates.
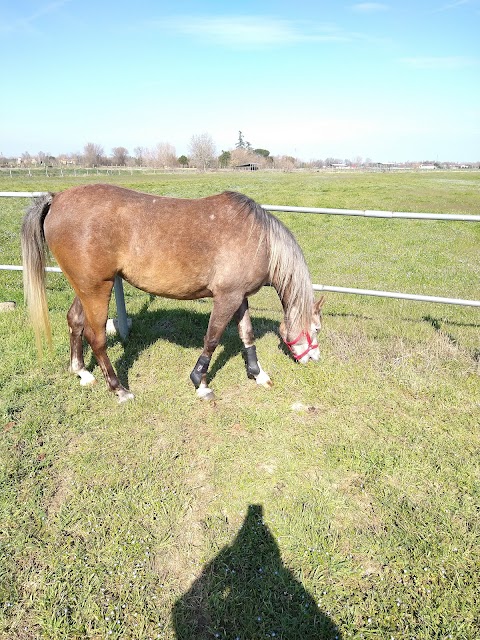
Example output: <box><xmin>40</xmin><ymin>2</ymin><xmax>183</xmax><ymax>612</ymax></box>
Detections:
<box><xmin>21</xmin><ymin>184</ymin><xmax>324</xmax><ymax>402</ymax></box>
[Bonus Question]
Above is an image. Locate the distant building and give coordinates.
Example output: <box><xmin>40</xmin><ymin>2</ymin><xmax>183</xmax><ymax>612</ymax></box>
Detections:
<box><xmin>234</xmin><ymin>163</ymin><xmax>259</xmax><ymax>171</ymax></box>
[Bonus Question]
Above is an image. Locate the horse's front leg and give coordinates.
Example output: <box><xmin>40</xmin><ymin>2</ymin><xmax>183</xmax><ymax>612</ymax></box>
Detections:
<box><xmin>235</xmin><ymin>298</ymin><xmax>272</xmax><ymax>388</ymax></box>
<box><xmin>190</xmin><ymin>293</ymin><xmax>243</xmax><ymax>400</ymax></box>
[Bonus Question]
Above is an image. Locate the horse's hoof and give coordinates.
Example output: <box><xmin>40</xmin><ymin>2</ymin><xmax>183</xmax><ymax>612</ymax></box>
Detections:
<box><xmin>79</xmin><ymin>371</ymin><xmax>96</xmax><ymax>386</ymax></box>
<box><xmin>196</xmin><ymin>385</ymin><xmax>215</xmax><ymax>401</ymax></box>
<box><xmin>116</xmin><ymin>388</ymin><xmax>135</xmax><ymax>403</ymax></box>
<box><xmin>70</xmin><ymin>367</ymin><xmax>96</xmax><ymax>386</ymax></box>
<box><xmin>254</xmin><ymin>365</ymin><xmax>272</xmax><ymax>388</ymax></box>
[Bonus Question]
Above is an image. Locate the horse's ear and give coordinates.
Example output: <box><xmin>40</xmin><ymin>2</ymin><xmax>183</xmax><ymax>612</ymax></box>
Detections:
<box><xmin>314</xmin><ymin>295</ymin><xmax>326</xmax><ymax>312</ymax></box>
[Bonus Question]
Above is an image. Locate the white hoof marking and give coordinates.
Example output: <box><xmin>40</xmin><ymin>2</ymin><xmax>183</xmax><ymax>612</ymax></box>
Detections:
<box><xmin>254</xmin><ymin>363</ymin><xmax>272</xmax><ymax>388</ymax></box>
<box><xmin>71</xmin><ymin>367</ymin><xmax>96</xmax><ymax>386</ymax></box>
<box><xmin>116</xmin><ymin>389</ymin><xmax>135</xmax><ymax>403</ymax></box>
<box><xmin>106</xmin><ymin>317</ymin><xmax>132</xmax><ymax>335</ymax></box>
<box><xmin>196</xmin><ymin>384</ymin><xmax>215</xmax><ymax>401</ymax></box>
<box><xmin>78</xmin><ymin>370</ymin><xmax>96</xmax><ymax>386</ymax></box>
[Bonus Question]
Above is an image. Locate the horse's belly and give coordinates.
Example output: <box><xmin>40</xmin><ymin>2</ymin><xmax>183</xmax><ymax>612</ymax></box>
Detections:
<box><xmin>121</xmin><ymin>262</ymin><xmax>213</xmax><ymax>300</ymax></box>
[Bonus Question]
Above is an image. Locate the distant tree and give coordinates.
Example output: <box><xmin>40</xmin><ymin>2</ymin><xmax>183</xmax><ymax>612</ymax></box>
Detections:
<box><xmin>189</xmin><ymin>133</ymin><xmax>217</xmax><ymax>171</ymax></box>
<box><xmin>158</xmin><ymin>142</ymin><xmax>177</xmax><ymax>167</ymax></box>
<box><xmin>146</xmin><ymin>142</ymin><xmax>177</xmax><ymax>168</ymax></box>
<box><xmin>254</xmin><ymin>148</ymin><xmax>270</xmax><ymax>158</ymax></box>
<box><xmin>83</xmin><ymin>142</ymin><xmax>104</xmax><ymax>167</ymax></box>
<box><xmin>178</xmin><ymin>155</ymin><xmax>189</xmax><ymax>167</ymax></box>
<box><xmin>111</xmin><ymin>146</ymin><xmax>129</xmax><ymax>166</ymax></box>
<box><xmin>236</xmin><ymin>131</ymin><xmax>255</xmax><ymax>150</ymax></box>
<box><xmin>236</xmin><ymin>131</ymin><xmax>246</xmax><ymax>149</ymax></box>
<box><xmin>273</xmin><ymin>155</ymin><xmax>296</xmax><ymax>172</ymax></box>
<box><xmin>230</xmin><ymin>147</ymin><xmax>271</xmax><ymax>169</ymax></box>
<box><xmin>230</xmin><ymin>148</ymin><xmax>253</xmax><ymax>166</ymax></box>
<box><xmin>218</xmin><ymin>150</ymin><xmax>231</xmax><ymax>168</ymax></box>
<box><xmin>325</xmin><ymin>157</ymin><xmax>342</xmax><ymax>167</ymax></box>
<box><xmin>133</xmin><ymin>146</ymin><xmax>145</xmax><ymax>166</ymax></box>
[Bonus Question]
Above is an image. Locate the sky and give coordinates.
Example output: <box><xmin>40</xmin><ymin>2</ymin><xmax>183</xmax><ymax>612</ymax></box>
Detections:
<box><xmin>1</xmin><ymin>0</ymin><xmax>479</xmax><ymax>163</ymax></box>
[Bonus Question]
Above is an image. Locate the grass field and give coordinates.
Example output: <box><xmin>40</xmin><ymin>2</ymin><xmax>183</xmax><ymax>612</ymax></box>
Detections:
<box><xmin>1</xmin><ymin>171</ymin><xmax>479</xmax><ymax>639</ymax></box>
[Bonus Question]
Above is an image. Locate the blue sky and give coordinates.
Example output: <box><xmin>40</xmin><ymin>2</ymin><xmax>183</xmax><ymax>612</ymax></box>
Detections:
<box><xmin>1</xmin><ymin>0</ymin><xmax>479</xmax><ymax>162</ymax></box>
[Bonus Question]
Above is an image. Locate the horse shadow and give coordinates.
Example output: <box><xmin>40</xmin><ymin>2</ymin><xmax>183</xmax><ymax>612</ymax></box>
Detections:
<box><xmin>172</xmin><ymin>504</ymin><xmax>341</xmax><ymax>640</ymax></box>
<box><xmin>96</xmin><ymin>297</ymin><xmax>284</xmax><ymax>390</ymax></box>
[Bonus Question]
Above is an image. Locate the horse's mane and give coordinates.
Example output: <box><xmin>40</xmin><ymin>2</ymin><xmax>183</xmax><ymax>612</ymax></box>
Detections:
<box><xmin>225</xmin><ymin>191</ymin><xmax>313</xmax><ymax>331</ymax></box>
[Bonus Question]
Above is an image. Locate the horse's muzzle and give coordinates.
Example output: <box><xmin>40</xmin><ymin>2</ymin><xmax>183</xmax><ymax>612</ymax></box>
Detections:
<box><xmin>284</xmin><ymin>331</ymin><xmax>319</xmax><ymax>363</ymax></box>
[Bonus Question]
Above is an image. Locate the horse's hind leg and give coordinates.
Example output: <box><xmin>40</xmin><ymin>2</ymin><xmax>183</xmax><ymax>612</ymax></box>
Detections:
<box><xmin>67</xmin><ymin>296</ymin><xmax>96</xmax><ymax>386</ymax></box>
<box><xmin>235</xmin><ymin>298</ymin><xmax>272</xmax><ymax>388</ymax></box>
<box><xmin>81</xmin><ymin>281</ymin><xmax>134</xmax><ymax>403</ymax></box>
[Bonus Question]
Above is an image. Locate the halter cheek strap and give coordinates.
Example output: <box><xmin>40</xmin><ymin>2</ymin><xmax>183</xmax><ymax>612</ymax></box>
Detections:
<box><xmin>284</xmin><ymin>331</ymin><xmax>318</xmax><ymax>361</ymax></box>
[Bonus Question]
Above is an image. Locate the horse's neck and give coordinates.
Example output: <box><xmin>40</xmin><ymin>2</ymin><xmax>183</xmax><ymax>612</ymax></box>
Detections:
<box><xmin>273</xmin><ymin>279</ymin><xmax>304</xmax><ymax>338</ymax></box>
<box><xmin>267</xmin><ymin>222</ymin><xmax>313</xmax><ymax>336</ymax></box>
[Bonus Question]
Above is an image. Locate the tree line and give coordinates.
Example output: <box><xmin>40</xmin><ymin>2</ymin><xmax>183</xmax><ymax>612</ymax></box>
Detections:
<box><xmin>1</xmin><ymin>132</ymin><xmax>274</xmax><ymax>171</ymax></box>
<box><xmin>1</xmin><ymin>131</ymin><xmax>478</xmax><ymax>170</ymax></box>
<box><xmin>0</xmin><ymin>131</ymin><xmax>357</xmax><ymax>171</ymax></box>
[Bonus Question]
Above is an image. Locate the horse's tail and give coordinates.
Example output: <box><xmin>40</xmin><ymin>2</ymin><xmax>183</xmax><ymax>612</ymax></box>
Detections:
<box><xmin>21</xmin><ymin>193</ymin><xmax>54</xmax><ymax>355</ymax></box>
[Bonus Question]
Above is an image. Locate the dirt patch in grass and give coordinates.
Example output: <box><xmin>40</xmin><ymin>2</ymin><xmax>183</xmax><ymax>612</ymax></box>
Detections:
<box><xmin>46</xmin><ymin>472</ymin><xmax>73</xmax><ymax>517</ymax></box>
<box><xmin>44</xmin><ymin>435</ymin><xmax>86</xmax><ymax>517</ymax></box>
<box><xmin>153</xmin><ymin>420</ymin><xmax>220</xmax><ymax>592</ymax></box>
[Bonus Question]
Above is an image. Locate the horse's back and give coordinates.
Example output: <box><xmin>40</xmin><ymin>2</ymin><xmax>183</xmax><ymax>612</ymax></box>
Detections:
<box><xmin>44</xmin><ymin>184</ymin><xmax>270</xmax><ymax>299</ymax></box>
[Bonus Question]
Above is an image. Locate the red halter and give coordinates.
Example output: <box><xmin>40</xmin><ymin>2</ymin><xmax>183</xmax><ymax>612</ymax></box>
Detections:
<box><xmin>284</xmin><ymin>331</ymin><xmax>318</xmax><ymax>361</ymax></box>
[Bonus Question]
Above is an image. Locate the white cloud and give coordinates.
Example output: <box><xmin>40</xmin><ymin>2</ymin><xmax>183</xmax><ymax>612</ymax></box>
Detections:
<box><xmin>158</xmin><ymin>16</ymin><xmax>360</xmax><ymax>48</ymax></box>
<box><xmin>163</xmin><ymin>16</ymin><xmax>297</xmax><ymax>46</ymax></box>
<box><xmin>435</xmin><ymin>0</ymin><xmax>470</xmax><ymax>11</ymax></box>
<box><xmin>0</xmin><ymin>0</ymin><xmax>70</xmax><ymax>33</ymax></box>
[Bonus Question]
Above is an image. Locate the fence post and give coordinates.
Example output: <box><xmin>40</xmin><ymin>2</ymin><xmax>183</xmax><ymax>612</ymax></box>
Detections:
<box><xmin>113</xmin><ymin>276</ymin><xmax>129</xmax><ymax>339</ymax></box>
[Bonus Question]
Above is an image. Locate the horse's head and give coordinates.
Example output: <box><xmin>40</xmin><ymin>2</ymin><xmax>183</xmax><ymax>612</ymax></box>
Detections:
<box><xmin>280</xmin><ymin>296</ymin><xmax>325</xmax><ymax>363</ymax></box>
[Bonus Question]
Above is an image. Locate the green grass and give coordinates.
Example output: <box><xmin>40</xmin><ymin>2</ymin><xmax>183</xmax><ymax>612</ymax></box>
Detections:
<box><xmin>1</xmin><ymin>171</ymin><xmax>479</xmax><ymax>639</ymax></box>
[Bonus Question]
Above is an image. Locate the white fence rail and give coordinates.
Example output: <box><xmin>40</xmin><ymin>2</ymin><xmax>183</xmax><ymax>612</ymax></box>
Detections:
<box><xmin>263</xmin><ymin>204</ymin><xmax>480</xmax><ymax>223</ymax></box>
<box><xmin>0</xmin><ymin>192</ymin><xmax>48</xmax><ymax>198</ymax></box>
<box><xmin>311</xmin><ymin>284</ymin><xmax>479</xmax><ymax>307</ymax></box>
<box><xmin>1</xmin><ymin>193</ymin><xmax>479</xmax><ymax>338</ymax></box>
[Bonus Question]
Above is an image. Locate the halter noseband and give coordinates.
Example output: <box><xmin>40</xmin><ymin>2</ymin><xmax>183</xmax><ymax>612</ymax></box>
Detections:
<box><xmin>284</xmin><ymin>330</ymin><xmax>318</xmax><ymax>361</ymax></box>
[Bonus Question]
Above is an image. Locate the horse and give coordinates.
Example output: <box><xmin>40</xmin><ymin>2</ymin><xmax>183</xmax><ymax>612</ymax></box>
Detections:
<box><xmin>21</xmin><ymin>184</ymin><xmax>325</xmax><ymax>403</ymax></box>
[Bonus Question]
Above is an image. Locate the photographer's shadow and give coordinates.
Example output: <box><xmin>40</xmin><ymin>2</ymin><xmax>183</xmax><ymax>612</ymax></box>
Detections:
<box><xmin>173</xmin><ymin>504</ymin><xmax>341</xmax><ymax>640</ymax></box>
